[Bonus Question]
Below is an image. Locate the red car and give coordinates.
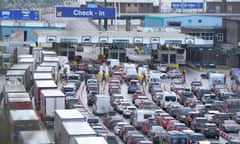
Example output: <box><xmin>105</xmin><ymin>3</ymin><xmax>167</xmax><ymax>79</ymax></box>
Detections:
<box><xmin>132</xmin><ymin>92</ymin><xmax>145</xmax><ymax>104</ymax></box>
<box><xmin>158</xmin><ymin>116</ymin><xmax>175</xmax><ymax>129</ymax></box>
<box><xmin>119</xmin><ymin>125</ymin><xmax>136</xmax><ymax>138</ymax></box>
<box><xmin>142</xmin><ymin>118</ymin><xmax>158</xmax><ymax>134</ymax></box>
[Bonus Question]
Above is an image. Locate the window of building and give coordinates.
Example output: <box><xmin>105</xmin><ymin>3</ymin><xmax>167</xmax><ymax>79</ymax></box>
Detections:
<box><xmin>140</xmin><ymin>3</ymin><xmax>143</xmax><ymax>7</ymax></box>
<box><xmin>134</xmin><ymin>3</ymin><xmax>137</xmax><ymax>7</ymax></box>
<box><xmin>167</xmin><ymin>21</ymin><xmax>181</xmax><ymax>26</ymax></box>
<box><xmin>128</xmin><ymin>3</ymin><xmax>131</xmax><ymax>7</ymax></box>
<box><xmin>216</xmin><ymin>33</ymin><xmax>224</xmax><ymax>42</ymax></box>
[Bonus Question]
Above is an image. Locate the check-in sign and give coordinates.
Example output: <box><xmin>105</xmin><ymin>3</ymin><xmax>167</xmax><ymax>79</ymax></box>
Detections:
<box><xmin>56</xmin><ymin>7</ymin><xmax>115</xmax><ymax>19</ymax></box>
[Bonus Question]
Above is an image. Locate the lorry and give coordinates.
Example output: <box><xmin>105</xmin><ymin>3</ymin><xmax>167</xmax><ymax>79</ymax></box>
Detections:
<box><xmin>10</xmin><ymin>64</ymin><xmax>31</xmax><ymax>89</ymax></box>
<box><xmin>5</xmin><ymin>70</ymin><xmax>31</xmax><ymax>91</ymax></box>
<box><xmin>3</xmin><ymin>85</ymin><xmax>26</xmax><ymax>100</ymax></box>
<box><xmin>6</xmin><ymin>97</ymin><xmax>33</xmax><ymax>112</ymax></box>
<box><xmin>54</xmin><ymin>109</ymin><xmax>86</xmax><ymax>144</ymax></box>
<box><xmin>40</xmin><ymin>62</ymin><xmax>59</xmax><ymax>82</ymax></box>
<box><xmin>60</xmin><ymin>121</ymin><xmax>96</xmax><ymax>144</ymax></box>
<box><xmin>71</xmin><ymin>136</ymin><xmax>108</xmax><ymax>144</ymax></box>
<box><xmin>18</xmin><ymin>57</ymin><xmax>35</xmax><ymax>73</ymax></box>
<box><xmin>34</xmin><ymin>80</ymin><xmax>57</xmax><ymax>111</ymax></box>
<box><xmin>19</xmin><ymin>130</ymin><xmax>53</xmax><ymax>144</ymax></box>
<box><xmin>35</xmin><ymin>66</ymin><xmax>55</xmax><ymax>81</ymax></box>
<box><xmin>33</xmin><ymin>72</ymin><xmax>53</xmax><ymax>81</ymax></box>
<box><xmin>9</xmin><ymin>109</ymin><xmax>41</xmax><ymax>142</ymax></box>
<box><xmin>40</xmin><ymin>89</ymin><xmax>65</xmax><ymax>128</ymax></box>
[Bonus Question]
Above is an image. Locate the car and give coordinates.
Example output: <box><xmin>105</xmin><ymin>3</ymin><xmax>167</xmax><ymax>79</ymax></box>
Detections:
<box><xmin>212</xmin><ymin>112</ymin><xmax>230</xmax><ymax>127</ymax></box>
<box><xmin>126</xmin><ymin>134</ymin><xmax>146</xmax><ymax>144</ymax></box>
<box><xmin>152</xmin><ymin>91</ymin><xmax>163</xmax><ymax>103</ymax></box>
<box><xmin>116</xmin><ymin>101</ymin><xmax>131</xmax><ymax>114</ymax></box>
<box><xmin>176</xmin><ymin>107</ymin><xmax>192</xmax><ymax>123</ymax></box>
<box><xmin>178</xmin><ymin>90</ymin><xmax>195</xmax><ymax>105</ymax></box>
<box><xmin>109</xmin><ymin>85</ymin><xmax>121</xmax><ymax>95</ymax></box>
<box><xmin>147</xmin><ymin>125</ymin><xmax>167</xmax><ymax>144</ymax></box>
<box><xmin>190</xmin><ymin>80</ymin><xmax>203</xmax><ymax>93</ymax></box>
<box><xmin>132</xmin><ymin>92</ymin><xmax>146</xmax><ymax>104</ymax></box>
<box><xmin>186</xmin><ymin>132</ymin><xmax>207</xmax><ymax>144</ymax></box>
<box><xmin>123</xmin><ymin>105</ymin><xmax>137</xmax><ymax>118</ymax></box>
<box><xmin>142</xmin><ymin>117</ymin><xmax>158</xmax><ymax>135</ymax></box>
<box><xmin>110</xmin><ymin>94</ymin><xmax>125</xmax><ymax>108</ymax></box>
<box><xmin>219</xmin><ymin>120</ymin><xmax>240</xmax><ymax>133</ymax></box>
<box><xmin>200</xmin><ymin>123</ymin><xmax>219</xmax><ymax>139</ymax></box>
<box><xmin>104</xmin><ymin>133</ymin><xmax>119</xmax><ymax>144</ymax></box>
<box><xmin>119</xmin><ymin>125</ymin><xmax>136</xmax><ymax>138</ymax></box>
<box><xmin>128</xmin><ymin>80</ymin><xmax>141</xmax><ymax>94</ymax></box>
<box><xmin>113</xmin><ymin>122</ymin><xmax>129</xmax><ymax>135</ymax></box>
<box><xmin>167</xmin><ymin>122</ymin><xmax>189</xmax><ymax>131</ymax></box>
<box><xmin>167</xmin><ymin>69</ymin><xmax>182</xmax><ymax>79</ymax></box>
<box><xmin>65</xmin><ymin>97</ymin><xmax>79</xmax><ymax>109</ymax></box>
<box><xmin>191</xmin><ymin>117</ymin><xmax>209</xmax><ymax>132</ymax></box>
<box><xmin>87</xmin><ymin>91</ymin><xmax>97</xmax><ymax>106</ymax></box>
<box><xmin>86</xmin><ymin>116</ymin><xmax>100</xmax><ymax>126</ymax></box>
<box><xmin>158</xmin><ymin>116</ymin><xmax>175</xmax><ymax>129</ymax></box>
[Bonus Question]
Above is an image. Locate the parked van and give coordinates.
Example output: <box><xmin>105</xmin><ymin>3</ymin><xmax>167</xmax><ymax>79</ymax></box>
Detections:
<box><xmin>160</xmin><ymin>91</ymin><xmax>178</xmax><ymax>109</ymax></box>
<box><xmin>92</xmin><ymin>94</ymin><xmax>111</xmax><ymax>115</ymax></box>
<box><xmin>130</xmin><ymin>109</ymin><xmax>155</xmax><ymax>130</ymax></box>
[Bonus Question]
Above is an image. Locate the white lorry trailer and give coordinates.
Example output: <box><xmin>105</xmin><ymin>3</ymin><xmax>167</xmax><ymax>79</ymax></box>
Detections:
<box><xmin>60</xmin><ymin>121</ymin><xmax>96</xmax><ymax>144</ymax></box>
<box><xmin>40</xmin><ymin>89</ymin><xmax>65</xmax><ymax>128</ymax></box>
<box><xmin>54</xmin><ymin>109</ymin><xmax>86</xmax><ymax>144</ymax></box>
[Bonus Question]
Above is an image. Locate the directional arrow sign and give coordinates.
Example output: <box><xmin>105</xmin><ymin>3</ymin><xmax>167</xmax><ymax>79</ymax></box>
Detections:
<box><xmin>56</xmin><ymin>7</ymin><xmax>115</xmax><ymax>19</ymax></box>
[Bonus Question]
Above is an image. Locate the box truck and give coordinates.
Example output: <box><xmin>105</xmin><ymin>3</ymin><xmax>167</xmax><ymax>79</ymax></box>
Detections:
<box><xmin>54</xmin><ymin>109</ymin><xmax>85</xmax><ymax>143</ymax></box>
<box><xmin>10</xmin><ymin>64</ymin><xmax>31</xmax><ymax>89</ymax></box>
<box><xmin>71</xmin><ymin>136</ymin><xmax>108</xmax><ymax>144</ymax></box>
<box><xmin>40</xmin><ymin>62</ymin><xmax>59</xmax><ymax>82</ymax></box>
<box><xmin>19</xmin><ymin>130</ymin><xmax>53</xmax><ymax>144</ymax></box>
<box><xmin>2</xmin><ymin>85</ymin><xmax>26</xmax><ymax>106</ymax></box>
<box><xmin>18</xmin><ymin>57</ymin><xmax>35</xmax><ymax>73</ymax></box>
<box><xmin>34</xmin><ymin>80</ymin><xmax>57</xmax><ymax>111</ymax></box>
<box><xmin>9</xmin><ymin>109</ymin><xmax>41</xmax><ymax>142</ymax></box>
<box><xmin>5</xmin><ymin>70</ymin><xmax>31</xmax><ymax>91</ymax></box>
<box><xmin>33</xmin><ymin>73</ymin><xmax>53</xmax><ymax>81</ymax></box>
<box><xmin>40</xmin><ymin>89</ymin><xmax>65</xmax><ymax>128</ymax></box>
<box><xmin>60</xmin><ymin>121</ymin><xmax>96</xmax><ymax>144</ymax></box>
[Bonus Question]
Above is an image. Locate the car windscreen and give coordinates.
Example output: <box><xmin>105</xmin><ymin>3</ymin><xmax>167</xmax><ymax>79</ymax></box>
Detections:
<box><xmin>165</xmin><ymin>96</ymin><xmax>176</xmax><ymax>101</ymax></box>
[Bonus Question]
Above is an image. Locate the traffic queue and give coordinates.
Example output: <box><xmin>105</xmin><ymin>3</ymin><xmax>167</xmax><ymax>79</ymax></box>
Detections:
<box><xmin>83</xmin><ymin>61</ymin><xmax>240</xmax><ymax>144</ymax></box>
<box><xmin>2</xmin><ymin>50</ymin><xmax>111</xmax><ymax>144</ymax></box>
<box><xmin>3</xmin><ymin>47</ymin><xmax>240</xmax><ymax>144</ymax></box>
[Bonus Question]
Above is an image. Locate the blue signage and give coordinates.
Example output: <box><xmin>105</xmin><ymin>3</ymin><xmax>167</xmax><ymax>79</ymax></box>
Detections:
<box><xmin>0</xmin><ymin>10</ymin><xmax>39</xmax><ymax>20</ymax></box>
<box><xmin>165</xmin><ymin>40</ymin><xmax>182</xmax><ymax>44</ymax></box>
<box><xmin>171</xmin><ymin>2</ymin><xmax>203</xmax><ymax>9</ymax></box>
<box><xmin>56</xmin><ymin>7</ymin><xmax>115</xmax><ymax>19</ymax></box>
<box><xmin>113</xmin><ymin>39</ymin><xmax>129</xmax><ymax>43</ymax></box>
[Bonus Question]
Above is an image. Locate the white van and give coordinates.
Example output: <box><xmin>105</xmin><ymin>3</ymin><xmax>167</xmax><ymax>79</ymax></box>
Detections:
<box><xmin>92</xmin><ymin>94</ymin><xmax>111</xmax><ymax>115</ymax></box>
<box><xmin>130</xmin><ymin>109</ymin><xmax>155</xmax><ymax>130</ymax></box>
<box><xmin>160</xmin><ymin>91</ymin><xmax>178</xmax><ymax>109</ymax></box>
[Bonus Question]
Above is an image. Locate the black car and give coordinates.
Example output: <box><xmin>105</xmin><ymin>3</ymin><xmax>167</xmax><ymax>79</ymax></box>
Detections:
<box><xmin>87</xmin><ymin>91</ymin><xmax>98</xmax><ymax>106</ymax></box>
<box><xmin>200</xmin><ymin>123</ymin><xmax>219</xmax><ymax>139</ymax></box>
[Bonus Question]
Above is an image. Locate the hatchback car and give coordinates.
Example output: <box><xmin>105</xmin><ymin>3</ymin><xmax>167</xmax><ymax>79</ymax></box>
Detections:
<box><xmin>219</xmin><ymin>120</ymin><xmax>240</xmax><ymax>133</ymax></box>
<box><xmin>200</xmin><ymin>123</ymin><xmax>219</xmax><ymax>139</ymax></box>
